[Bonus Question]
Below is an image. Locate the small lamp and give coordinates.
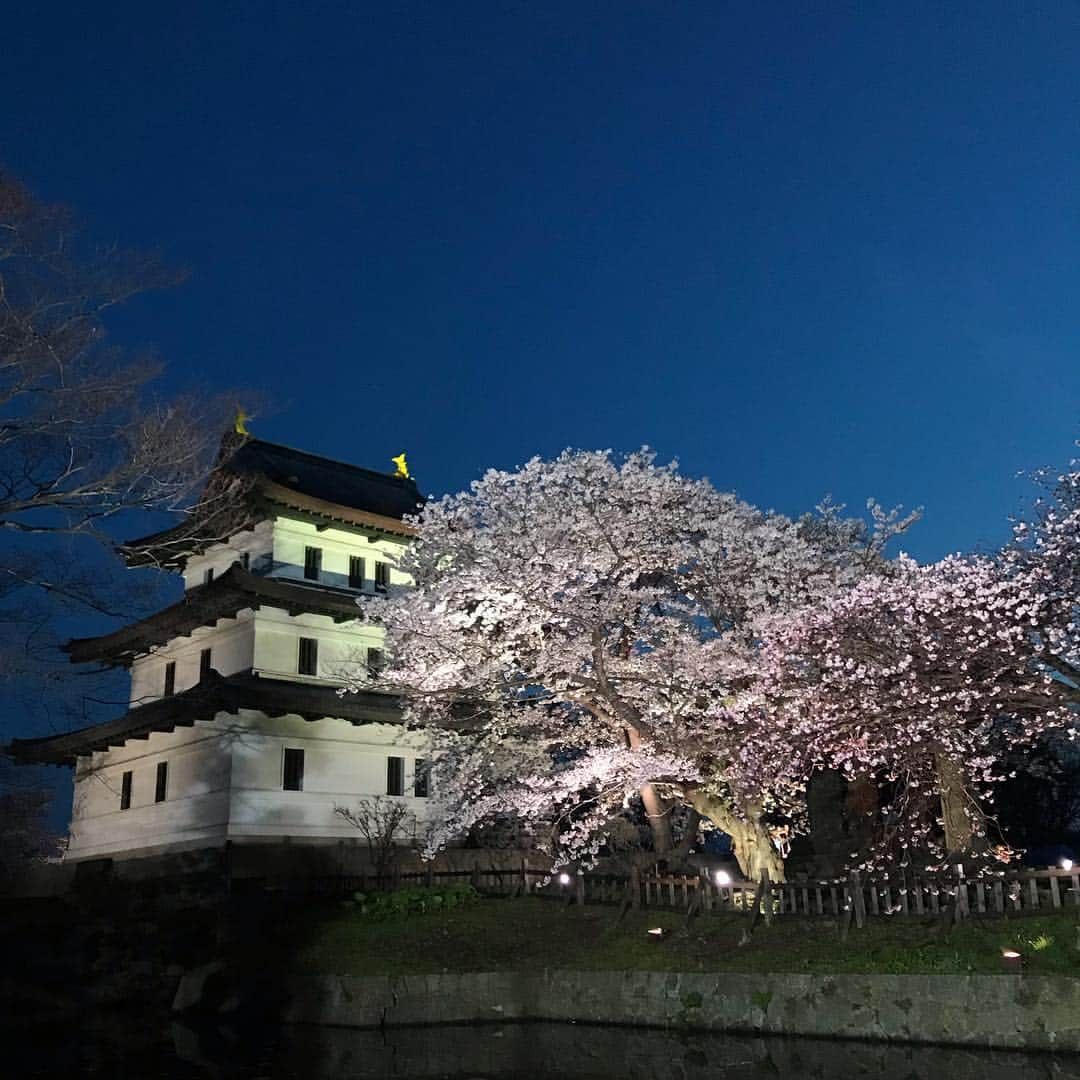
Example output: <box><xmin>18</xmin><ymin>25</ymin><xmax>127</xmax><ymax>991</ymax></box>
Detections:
<box><xmin>1001</xmin><ymin>949</ymin><xmax>1022</xmax><ymax>973</ymax></box>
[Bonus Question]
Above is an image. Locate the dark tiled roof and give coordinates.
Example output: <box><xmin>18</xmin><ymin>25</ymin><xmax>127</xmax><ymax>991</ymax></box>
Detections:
<box><xmin>227</xmin><ymin>439</ymin><xmax>423</xmax><ymax>521</ymax></box>
<box><xmin>122</xmin><ymin>435</ymin><xmax>424</xmax><ymax>567</ymax></box>
<box><xmin>65</xmin><ymin>565</ymin><xmax>369</xmax><ymax>667</ymax></box>
<box><xmin>3</xmin><ymin>671</ymin><xmax>404</xmax><ymax>766</ymax></box>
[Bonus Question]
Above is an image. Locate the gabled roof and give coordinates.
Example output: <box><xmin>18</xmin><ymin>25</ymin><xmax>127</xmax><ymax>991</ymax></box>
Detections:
<box><xmin>65</xmin><ymin>565</ymin><xmax>369</xmax><ymax>667</ymax></box>
<box><xmin>3</xmin><ymin>671</ymin><xmax>405</xmax><ymax>766</ymax></box>
<box><xmin>226</xmin><ymin>439</ymin><xmax>423</xmax><ymax>521</ymax></box>
<box><xmin>122</xmin><ymin>435</ymin><xmax>424</xmax><ymax>568</ymax></box>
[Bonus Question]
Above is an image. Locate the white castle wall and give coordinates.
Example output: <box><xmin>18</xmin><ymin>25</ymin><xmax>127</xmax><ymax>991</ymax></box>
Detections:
<box><xmin>66</xmin><ymin>508</ymin><xmax>429</xmax><ymax>862</ymax></box>
<box><xmin>129</xmin><ymin>616</ymin><xmax>256</xmax><ymax>706</ymax></box>
<box><xmin>68</xmin><ymin>711</ymin><xmax>435</xmax><ymax>861</ymax></box>
<box><xmin>69</xmin><ymin>720</ymin><xmax>233</xmax><ymax>860</ymax></box>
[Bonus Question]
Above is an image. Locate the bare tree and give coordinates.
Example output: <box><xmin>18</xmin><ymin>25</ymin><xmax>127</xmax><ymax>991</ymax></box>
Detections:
<box><xmin>334</xmin><ymin>797</ymin><xmax>415</xmax><ymax>886</ymax></box>
<box><xmin>0</xmin><ymin>170</ymin><xmax>237</xmax><ymax>613</ymax></box>
<box><xmin>0</xmin><ymin>170</ymin><xmax>245</xmax><ymax>736</ymax></box>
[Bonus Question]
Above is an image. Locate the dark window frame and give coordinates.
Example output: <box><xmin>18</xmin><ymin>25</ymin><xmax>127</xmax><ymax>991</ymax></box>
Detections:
<box><xmin>304</xmin><ymin>546</ymin><xmax>322</xmax><ymax>581</ymax></box>
<box><xmin>413</xmin><ymin>758</ymin><xmax>430</xmax><ymax>799</ymax></box>
<box><xmin>203</xmin><ymin>567</ymin><xmax>214</xmax><ymax>586</ymax></box>
<box><xmin>199</xmin><ymin>648</ymin><xmax>213</xmax><ymax>681</ymax></box>
<box><xmin>120</xmin><ymin>770</ymin><xmax>133</xmax><ymax>810</ymax></box>
<box><xmin>298</xmin><ymin>636</ymin><xmax>318</xmax><ymax>676</ymax></box>
<box><xmin>367</xmin><ymin>647</ymin><xmax>384</xmax><ymax>678</ymax></box>
<box><xmin>386</xmin><ymin>755</ymin><xmax>405</xmax><ymax>797</ymax></box>
<box><xmin>283</xmin><ymin>747</ymin><xmax>305</xmax><ymax>792</ymax></box>
<box><xmin>348</xmin><ymin>555</ymin><xmax>366</xmax><ymax>590</ymax></box>
<box><xmin>155</xmin><ymin>761</ymin><xmax>168</xmax><ymax>803</ymax></box>
<box><xmin>374</xmin><ymin>560</ymin><xmax>390</xmax><ymax>592</ymax></box>
<box><xmin>163</xmin><ymin>661</ymin><xmax>176</xmax><ymax>697</ymax></box>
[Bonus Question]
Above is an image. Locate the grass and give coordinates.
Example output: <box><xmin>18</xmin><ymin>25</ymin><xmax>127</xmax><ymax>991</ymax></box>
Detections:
<box><xmin>286</xmin><ymin>895</ymin><xmax>1080</xmax><ymax>978</ymax></box>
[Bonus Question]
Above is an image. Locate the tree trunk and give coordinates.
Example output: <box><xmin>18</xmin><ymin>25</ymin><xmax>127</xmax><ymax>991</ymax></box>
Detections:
<box><xmin>685</xmin><ymin>790</ymin><xmax>786</xmax><ymax>883</ymax></box>
<box><xmin>844</xmin><ymin>772</ymin><xmax>880</xmax><ymax>858</ymax></box>
<box><xmin>935</xmin><ymin>753</ymin><xmax>983</xmax><ymax>860</ymax></box>
<box><xmin>640</xmin><ymin>783</ymin><xmax>673</xmax><ymax>855</ymax></box>
<box><xmin>624</xmin><ymin>726</ymin><xmax>673</xmax><ymax>855</ymax></box>
<box><xmin>806</xmin><ymin>768</ymin><xmax>847</xmax><ymax>878</ymax></box>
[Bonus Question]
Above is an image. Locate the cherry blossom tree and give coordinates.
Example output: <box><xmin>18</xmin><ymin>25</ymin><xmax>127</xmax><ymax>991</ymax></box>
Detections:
<box><xmin>358</xmin><ymin>449</ymin><xmax>914</xmax><ymax>882</ymax></box>
<box><xmin>755</xmin><ymin>446</ymin><xmax>1080</xmax><ymax>871</ymax></box>
<box><xmin>1008</xmin><ymin>446</ymin><xmax>1080</xmax><ymax>698</ymax></box>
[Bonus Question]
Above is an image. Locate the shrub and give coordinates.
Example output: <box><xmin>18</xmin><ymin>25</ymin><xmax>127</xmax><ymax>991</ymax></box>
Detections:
<box><xmin>346</xmin><ymin>883</ymin><xmax>478</xmax><ymax>920</ymax></box>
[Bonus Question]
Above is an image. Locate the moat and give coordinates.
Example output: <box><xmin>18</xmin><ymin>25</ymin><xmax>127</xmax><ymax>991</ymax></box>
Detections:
<box><xmin>8</xmin><ymin>1018</ymin><xmax>1080</xmax><ymax>1080</ymax></box>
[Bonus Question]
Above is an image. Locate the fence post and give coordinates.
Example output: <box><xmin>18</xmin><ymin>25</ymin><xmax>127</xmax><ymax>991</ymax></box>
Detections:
<box><xmin>470</xmin><ymin>862</ymin><xmax>481</xmax><ymax>891</ymax></box>
<box><xmin>520</xmin><ymin>856</ymin><xmax>529</xmax><ymax>896</ymax></box>
<box><xmin>425</xmin><ymin>862</ymin><xmax>434</xmax><ymax>889</ymax></box>
<box><xmin>850</xmin><ymin>870</ymin><xmax>865</xmax><ymax>929</ymax></box>
<box><xmin>630</xmin><ymin>864</ymin><xmax>641</xmax><ymax>910</ymax></box>
<box><xmin>955</xmin><ymin>864</ymin><xmax>969</xmax><ymax>921</ymax></box>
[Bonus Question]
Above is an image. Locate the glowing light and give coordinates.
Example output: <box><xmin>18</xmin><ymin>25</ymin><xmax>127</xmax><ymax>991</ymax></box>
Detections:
<box><xmin>1002</xmin><ymin>949</ymin><xmax>1021</xmax><ymax>959</ymax></box>
<box><xmin>558</xmin><ymin>872</ymin><xmax>571</xmax><ymax>886</ymax></box>
<box><xmin>647</xmin><ymin>927</ymin><xmax>664</xmax><ymax>936</ymax></box>
<box><xmin>715</xmin><ymin>870</ymin><xmax>732</xmax><ymax>887</ymax></box>
<box><xmin>1061</xmin><ymin>858</ymin><xmax>1074</xmax><ymax>872</ymax></box>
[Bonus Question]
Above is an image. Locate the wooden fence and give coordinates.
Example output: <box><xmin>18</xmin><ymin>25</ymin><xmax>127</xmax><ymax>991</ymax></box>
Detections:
<box><xmin>284</xmin><ymin>861</ymin><xmax>1080</xmax><ymax>922</ymax></box>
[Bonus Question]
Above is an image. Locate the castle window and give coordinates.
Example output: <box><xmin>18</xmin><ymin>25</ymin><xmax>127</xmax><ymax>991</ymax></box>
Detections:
<box><xmin>283</xmin><ymin>748</ymin><xmax>305</xmax><ymax>792</ymax></box>
<box><xmin>120</xmin><ymin>770</ymin><xmax>133</xmax><ymax>810</ymax></box>
<box><xmin>241</xmin><ymin>551</ymin><xmax>251</xmax><ymax>571</ymax></box>
<box><xmin>367</xmin><ymin>648</ymin><xmax>384</xmax><ymax>677</ymax></box>
<box><xmin>155</xmin><ymin>761</ymin><xmax>168</xmax><ymax>803</ymax></box>
<box><xmin>386</xmin><ymin>756</ymin><xmax>404</xmax><ymax>797</ymax></box>
<box><xmin>374</xmin><ymin>561</ymin><xmax>389</xmax><ymax>592</ymax></box>
<box><xmin>203</xmin><ymin>567</ymin><xmax>214</xmax><ymax>586</ymax></box>
<box><xmin>414</xmin><ymin>758</ymin><xmax>430</xmax><ymax>799</ymax></box>
<box><xmin>298</xmin><ymin>637</ymin><xmax>318</xmax><ymax>676</ymax></box>
<box><xmin>304</xmin><ymin>546</ymin><xmax>322</xmax><ymax>581</ymax></box>
<box><xmin>164</xmin><ymin>661</ymin><xmax>176</xmax><ymax>697</ymax></box>
<box><xmin>199</xmin><ymin>648</ymin><xmax>213</xmax><ymax>681</ymax></box>
<box><xmin>349</xmin><ymin>555</ymin><xmax>365</xmax><ymax>590</ymax></box>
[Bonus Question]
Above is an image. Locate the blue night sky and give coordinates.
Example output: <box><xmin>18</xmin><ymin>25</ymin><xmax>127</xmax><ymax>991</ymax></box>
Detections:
<box><xmin>4</xmin><ymin>2</ymin><xmax>1080</xmax><ymax>565</ymax></box>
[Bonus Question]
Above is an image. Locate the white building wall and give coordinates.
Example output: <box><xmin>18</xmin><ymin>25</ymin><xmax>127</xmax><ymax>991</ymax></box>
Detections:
<box><xmin>129</xmin><ymin>616</ymin><xmax>256</xmax><ymax>707</ymax></box>
<box><xmin>68</xmin><ymin>719</ymin><xmax>234</xmax><ymax>860</ymax></box>
<box><xmin>67</xmin><ymin>509</ymin><xmax>427</xmax><ymax>862</ymax></box>
<box><xmin>181</xmin><ymin>521</ymin><xmax>274</xmax><ymax>590</ymax></box>
<box><xmin>226</xmin><ymin>711</ymin><xmax>434</xmax><ymax>842</ymax></box>
<box><xmin>252</xmin><ymin>607</ymin><xmax>382</xmax><ymax>684</ymax></box>
<box><xmin>270</xmin><ymin>516</ymin><xmax>411</xmax><ymax>593</ymax></box>
<box><xmin>66</xmin><ymin>710</ymin><xmax>434</xmax><ymax>860</ymax></box>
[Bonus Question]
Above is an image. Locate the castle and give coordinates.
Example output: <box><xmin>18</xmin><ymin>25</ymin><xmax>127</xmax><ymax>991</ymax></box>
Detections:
<box><xmin>8</xmin><ymin>436</ymin><xmax>435</xmax><ymax>863</ymax></box>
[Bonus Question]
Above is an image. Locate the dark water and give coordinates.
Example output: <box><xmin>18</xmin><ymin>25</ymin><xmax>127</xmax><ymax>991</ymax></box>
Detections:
<box><xmin>7</xmin><ymin>1019</ymin><xmax>1080</xmax><ymax>1079</ymax></box>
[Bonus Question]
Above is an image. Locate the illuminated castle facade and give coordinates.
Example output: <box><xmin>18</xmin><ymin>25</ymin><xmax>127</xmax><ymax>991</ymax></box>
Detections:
<box><xmin>10</xmin><ymin>437</ymin><xmax>433</xmax><ymax>862</ymax></box>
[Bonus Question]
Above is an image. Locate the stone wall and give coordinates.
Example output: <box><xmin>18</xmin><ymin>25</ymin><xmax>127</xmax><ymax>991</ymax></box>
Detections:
<box><xmin>277</xmin><ymin>969</ymin><xmax>1080</xmax><ymax>1051</ymax></box>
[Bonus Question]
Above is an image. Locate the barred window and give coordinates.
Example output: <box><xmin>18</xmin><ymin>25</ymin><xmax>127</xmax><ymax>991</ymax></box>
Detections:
<box><xmin>298</xmin><ymin>637</ymin><xmax>318</xmax><ymax>676</ymax></box>
<box><xmin>349</xmin><ymin>555</ymin><xmax>365</xmax><ymax>589</ymax></box>
<box><xmin>386</xmin><ymin>756</ymin><xmax>404</xmax><ymax>796</ymax></box>
<box><xmin>283</xmin><ymin>748</ymin><xmax>305</xmax><ymax>792</ymax></box>
<box><xmin>374</xmin><ymin>561</ymin><xmax>389</xmax><ymax>592</ymax></box>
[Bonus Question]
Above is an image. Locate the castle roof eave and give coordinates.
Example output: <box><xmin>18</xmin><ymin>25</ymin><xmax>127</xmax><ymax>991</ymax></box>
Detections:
<box><xmin>2</xmin><ymin>671</ymin><xmax>408</xmax><ymax>767</ymax></box>
<box><xmin>121</xmin><ymin>436</ymin><xmax>423</xmax><ymax>569</ymax></box>
<box><xmin>64</xmin><ymin>564</ymin><xmax>372</xmax><ymax>667</ymax></box>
